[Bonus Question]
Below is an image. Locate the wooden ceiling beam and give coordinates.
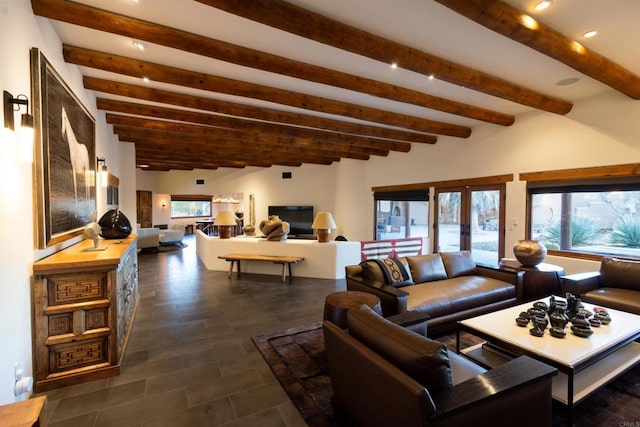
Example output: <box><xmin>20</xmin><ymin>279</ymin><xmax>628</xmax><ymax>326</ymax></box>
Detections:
<box><xmin>196</xmin><ymin>0</ymin><xmax>573</xmax><ymax>115</ymax></box>
<box><xmin>30</xmin><ymin>0</ymin><xmax>513</xmax><ymax>126</ymax></box>
<box><xmin>98</xmin><ymin>99</ymin><xmax>408</xmax><ymax>153</ymax></box>
<box><xmin>134</xmin><ymin>146</ymin><xmax>334</xmax><ymax>166</ymax></box>
<box><xmin>107</xmin><ymin>115</ymin><xmax>387</xmax><ymax>157</ymax></box>
<box><xmin>435</xmin><ymin>0</ymin><xmax>640</xmax><ymax>100</ymax></box>
<box><xmin>134</xmin><ymin>146</ymin><xmax>338</xmax><ymax>165</ymax></box>
<box><xmin>113</xmin><ymin>126</ymin><xmax>375</xmax><ymax>160</ymax></box>
<box><xmin>63</xmin><ymin>45</ymin><xmax>469</xmax><ymax>138</ymax></box>
<box><xmin>84</xmin><ymin>77</ymin><xmax>436</xmax><ymax>145</ymax></box>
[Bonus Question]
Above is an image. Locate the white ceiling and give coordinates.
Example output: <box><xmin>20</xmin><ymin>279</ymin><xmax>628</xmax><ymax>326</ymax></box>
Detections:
<box><xmin>42</xmin><ymin>0</ymin><xmax>640</xmax><ymax>167</ymax></box>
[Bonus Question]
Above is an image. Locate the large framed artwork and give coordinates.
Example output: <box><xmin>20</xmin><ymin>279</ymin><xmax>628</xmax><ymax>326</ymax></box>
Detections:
<box><xmin>31</xmin><ymin>48</ymin><xmax>96</xmax><ymax>248</ymax></box>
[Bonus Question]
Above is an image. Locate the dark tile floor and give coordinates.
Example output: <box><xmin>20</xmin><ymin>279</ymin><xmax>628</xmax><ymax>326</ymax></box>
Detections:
<box><xmin>40</xmin><ymin>234</ymin><xmax>344</xmax><ymax>426</ymax></box>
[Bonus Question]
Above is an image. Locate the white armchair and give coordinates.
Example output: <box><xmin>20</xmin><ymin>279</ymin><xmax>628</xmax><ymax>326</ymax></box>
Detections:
<box><xmin>160</xmin><ymin>224</ymin><xmax>185</xmax><ymax>245</ymax></box>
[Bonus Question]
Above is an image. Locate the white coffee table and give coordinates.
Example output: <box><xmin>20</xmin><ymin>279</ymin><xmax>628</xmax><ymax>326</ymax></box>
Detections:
<box><xmin>457</xmin><ymin>297</ymin><xmax>640</xmax><ymax>425</ymax></box>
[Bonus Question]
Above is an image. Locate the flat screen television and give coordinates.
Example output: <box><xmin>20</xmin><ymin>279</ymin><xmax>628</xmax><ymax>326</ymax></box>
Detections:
<box><xmin>268</xmin><ymin>205</ymin><xmax>314</xmax><ymax>236</ymax></box>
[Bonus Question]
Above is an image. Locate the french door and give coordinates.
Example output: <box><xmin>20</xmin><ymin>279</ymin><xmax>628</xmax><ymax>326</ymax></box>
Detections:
<box><xmin>434</xmin><ymin>184</ymin><xmax>505</xmax><ymax>266</ymax></box>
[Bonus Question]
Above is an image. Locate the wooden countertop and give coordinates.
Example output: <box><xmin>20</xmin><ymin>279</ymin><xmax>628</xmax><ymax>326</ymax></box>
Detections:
<box><xmin>33</xmin><ymin>234</ymin><xmax>138</xmax><ymax>274</ymax></box>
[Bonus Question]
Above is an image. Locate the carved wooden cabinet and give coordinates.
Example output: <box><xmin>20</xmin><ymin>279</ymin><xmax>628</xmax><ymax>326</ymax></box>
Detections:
<box><xmin>32</xmin><ymin>235</ymin><xmax>138</xmax><ymax>392</ymax></box>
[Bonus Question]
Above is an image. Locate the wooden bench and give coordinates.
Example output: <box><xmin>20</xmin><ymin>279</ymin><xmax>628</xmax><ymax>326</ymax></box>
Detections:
<box><xmin>218</xmin><ymin>253</ymin><xmax>305</xmax><ymax>282</ymax></box>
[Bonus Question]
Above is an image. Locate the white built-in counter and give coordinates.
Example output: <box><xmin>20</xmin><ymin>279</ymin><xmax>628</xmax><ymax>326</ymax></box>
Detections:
<box><xmin>196</xmin><ymin>231</ymin><xmax>361</xmax><ymax>279</ymax></box>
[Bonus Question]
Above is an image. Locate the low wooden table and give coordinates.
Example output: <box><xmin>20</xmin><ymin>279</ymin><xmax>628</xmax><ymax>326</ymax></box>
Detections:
<box><xmin>499</xmin><ymin>259</ymin><xmax>566</xmax><ymax>301</ymax></box>
<box><xmin>0</xmin><ymin>396</ymin><xmax>47</xmax><ymax>426</ymax></box>
<box><xmin>457</xmin><ymin>297</ymin><xmax>640</xmax><ymax>426</ymax></box>
<box><xmin>218</xmin><ymin>253</ymin><xmax>304</xmax><ymax>282</ymax></box>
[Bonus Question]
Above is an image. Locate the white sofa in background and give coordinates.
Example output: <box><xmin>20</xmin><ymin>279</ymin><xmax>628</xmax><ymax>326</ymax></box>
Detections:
<box><xmin>137</xmin><ymin>228</ymin><xmax>160</xmax><ymax>249</ymax></box>
<box><xmin>196</xmin><ymin>230</ymin><xmax>361</xmax><ymax>279</ymax></box>
<box><xmin>160</xmin><ymin>224</ymin><xmax>185</xmax><ymax>245</ymax></box>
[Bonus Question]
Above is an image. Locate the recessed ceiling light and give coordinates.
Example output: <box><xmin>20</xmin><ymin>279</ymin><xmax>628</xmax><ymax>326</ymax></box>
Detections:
<box><xmin>520</xmin><ymin>15</ymin><xmax>539</xmax><ymax>30</ymax></box>
<box><xmin>428</xmin><ymin>74</ymin><xmax>435</xmax><ymax>80</ymax></box>
<box><xmin>556</xmin><ymin>77</ymin><xmax>580</xmax><ymax>86</ymax></box>
<box><xmin>535</xmin><ymin>1</ymin><xmax>552</xmax><ymax>11</ymax></box>
<box><xmin>583</xmin><ymin>30</ymin><xmax>598</xmax><ymax>38</ymax></box>
<box><xmin>390</xmin><ymin>62</ymin><xmax>398</xmax><ymax>70</ymax></box>
<box><xmin>142</xmin><ymin>76</ymin><xmax>150</xmax><ymax>83</ymax></box>
<box><xmin>131</xmin><ymin>41</ymin><xmax>146</xmax><ymax>50</ymax></box>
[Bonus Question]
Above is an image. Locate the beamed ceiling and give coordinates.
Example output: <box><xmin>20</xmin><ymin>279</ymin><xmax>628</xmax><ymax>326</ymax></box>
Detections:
<box><xmin>31</xmin><ymin>0</ymin><xmax>640</xmax><ymax>171</ymax></box>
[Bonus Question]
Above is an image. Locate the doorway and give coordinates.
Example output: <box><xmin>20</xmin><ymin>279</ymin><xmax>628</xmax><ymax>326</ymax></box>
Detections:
<box><xmin>136</xmin><ymin>190</ymin><xmax>152</xmax><ymax>228</ymax></box>
<box><xmin>434</xmin><ymin>184</ymin><xmax>505</xmax><ymax>266</ymax></box>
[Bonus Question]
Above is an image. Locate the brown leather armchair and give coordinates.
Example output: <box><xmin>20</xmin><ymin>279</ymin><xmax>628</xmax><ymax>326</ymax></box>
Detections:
<box><xmin>324</xmin><ymin>305</ymin><xmax>557</xmax><ymax>427</ymax></box>
<box><xmin>561</xmin><ymin>257</ymin><xmax>640</xmax><ymax>314</ymax></box>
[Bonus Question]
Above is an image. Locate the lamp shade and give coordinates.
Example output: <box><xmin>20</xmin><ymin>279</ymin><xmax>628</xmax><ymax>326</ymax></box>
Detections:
<box><xmin>312</xmin><ymin>212</ymin><xmax>336</xmax><ymax>230</ymax></box>
<box><xmin>214</xmin><ymin>211</ymin><xmax>237</xmax><ymax>226</ymax></box>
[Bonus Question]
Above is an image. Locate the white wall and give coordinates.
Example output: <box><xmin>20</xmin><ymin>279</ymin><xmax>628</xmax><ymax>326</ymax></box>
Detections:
<box><xmin>0</xmin><ymin>1</ymin><xmax>133</xmax><ymax>404</ymax></box>
<box><xmin>140</xmin><ymin>91</ymin><xmax>640</xmax><ymax>276</ymax></box>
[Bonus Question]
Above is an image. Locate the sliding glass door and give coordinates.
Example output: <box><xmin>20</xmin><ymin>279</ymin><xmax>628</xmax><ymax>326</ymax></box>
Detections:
<box><xmin>435</xmin><ymin>185</ymin><xmax>505</xmax><ymax>266</ymax></box>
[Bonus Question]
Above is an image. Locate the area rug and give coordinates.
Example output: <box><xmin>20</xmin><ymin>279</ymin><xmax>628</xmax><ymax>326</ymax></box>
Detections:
<box><xmin>253</xmin><ymin>323</ymin><xmax>640</xmax><ymax>427</ymax></box>
<box><xmin>139</xmin><ymin>242</ymin><xmax>188</xmax><ymax>254</ymax></box>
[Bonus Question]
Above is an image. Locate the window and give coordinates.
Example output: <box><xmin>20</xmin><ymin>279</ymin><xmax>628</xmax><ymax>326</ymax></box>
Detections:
<box><xmin>170</xmin><ymin>194</ymin><xmax>212</xmax><ymax>218</ymax></box>
<box><xmin>525</xmin><ymin>165</ymin><xmax>640</xmax><ymax>259</ymax></box>
<box><xmin>434</xmin><ymin>184</ymin><xmax>505</xmax><ymax>266</ymax></box>
<box><xmin>374</xmin><ymin>190</ymin><xmax>429</xmax><ymax>240</ymax></box>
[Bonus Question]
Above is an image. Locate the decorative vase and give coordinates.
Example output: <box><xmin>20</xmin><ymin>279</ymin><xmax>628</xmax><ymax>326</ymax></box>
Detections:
<box><xmin>513</xmin><ymin>239</ymin><xmax>547</xmax><ymax>266</ymax></box>
<box><xmin>98</xmin><ymin>209</ymin><xmax>132</xmax><ymax>239</ymax></box>
<box><xmin>549</xmin><ymin>306</ymin><xmax>569</xmax><ymax>329</ymax></box>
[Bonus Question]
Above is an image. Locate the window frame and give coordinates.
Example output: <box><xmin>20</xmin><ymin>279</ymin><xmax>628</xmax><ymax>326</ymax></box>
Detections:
<box><xmin>372</xmin><ymin>189</ymin><xmax>430</xmax><ymax>241</ymax></box>
<box><xmin>170</xmin><ymin>194</ymin><xmax>212</xmax><ymax>219</ymax></box>
<box><xmin>523</xmin><ymin>164</ymin><xmax>640</xmax><ymax>261</ymax></box>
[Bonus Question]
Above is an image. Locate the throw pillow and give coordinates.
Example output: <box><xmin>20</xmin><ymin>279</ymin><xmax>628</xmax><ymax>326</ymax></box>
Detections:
<box><xmin>373</xmin><ymin>258</ymin><xmax>413</xmax><ymax>287</ymax></box>
<box><xmin>440</xmin><ymin>250</ymin><xmax>476</xmax><ymax>278</ymax></box>
<box><xmin>406</xmin><ymin>254</ymin><xmax>448</xmax><ymax>283</ymax></box>
<box><xmin>360</xmin><ymin>259</ymin><xmax>413</xmax><ymax>287</ymax></box>
<box><xmin>348</xmin><ymin>305</ymin><xmax>452</xmax><ymax>393</ymax></box>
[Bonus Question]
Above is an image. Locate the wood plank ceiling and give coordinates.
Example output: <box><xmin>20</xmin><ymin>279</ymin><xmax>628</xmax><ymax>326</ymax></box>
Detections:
<box><xmin>31</xmin><ymin>0</ymin><xmax>640</xmax><ymax>170</ymax></box>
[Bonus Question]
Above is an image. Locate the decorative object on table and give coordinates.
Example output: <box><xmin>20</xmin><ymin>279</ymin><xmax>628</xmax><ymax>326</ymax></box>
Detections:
<box><xmin>259</xmin><ymin>215</ymin><xmax>290</xmax><ymax>241</ymax></box>
<box><xmin>31</xmin><ymin>48</ymin><xmax>97</xmax><ymax>248</ymax></box>
<box><xmin>98</xmin><ymin>209</ymin><xmax>132</xmax><ymax>239</ymax></box>
<box><xmin>549</xmin><ymin>306</ymin><xmax>569</xmax><ymax>329</ymax></box>
<box><xmin>311</xmin><ymin>211</ymin><xmax>337</xmax><ymax>243</ymax></box>
<box><xmin>243</xmin><ymin>194</ymin><xmax>256</xmax><ymax>236</ymax></box>
<box><xmin>515</xmin><ymin>316</ymin><xmax>529</xmax><ymax>327</ymax></box>
<box><xmin>533</xmin><ymin>301</ymin><xmax>548</xmax><ymax>311</ymax></box>
<box><xmin>214</xmin><ymin>211</ymin><xmax>237</xmax><ymax>239</ymax></box>
<box><xmin>566</xmin><ymin>293</ymin><xmax>582</xmax><ymax>319</ymax></box>
<box><xmin>529</xmin><ymin>316</ymin><xmax>546</xmax><ymax>337</ymax></box>
<box><xmin>82</xmin><ymin>222</ymin><xmax>106</xmax><ymax>251</ymax></box>
<box><xmin>571</xmin><ymin>324</ymin><xmax>594</xmax><ymax>338</ymax></box>
<box><xmin>549</xmin><ymin>326</ymin><xmax>567</xmax><ymax>338</ymax></box>
<box><xmin>513</xmin><ymin>239</ymin><xmax>547</xmax><ymax>266</ymax></box>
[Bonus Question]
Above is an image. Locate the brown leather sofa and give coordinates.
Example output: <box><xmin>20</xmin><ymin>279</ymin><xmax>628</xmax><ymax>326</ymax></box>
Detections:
<box><xmin>346</xmin><ymin>251</ymin><xmax>523</xmax><ymax>335</ymax></box>
<box><xmin>324</xmin><ymin>305</ymin><xmax>557</xmax><ymax>427</ymax></box>
<box><xmin>561</xmin><ymin>257</ymin><xmax>640</xmax><ymax>314</ymax></box>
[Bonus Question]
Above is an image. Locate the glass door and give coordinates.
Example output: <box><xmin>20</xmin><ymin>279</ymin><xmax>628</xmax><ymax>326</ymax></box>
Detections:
<box><xmin>436</xmin><ymin>188</ymin><xmax>463</xmax><ymax>253</ymax></box>
<box><xmin>435</xmin><ymin>185</ymin><xmax>505</xmax><ymax>266</ymax></box>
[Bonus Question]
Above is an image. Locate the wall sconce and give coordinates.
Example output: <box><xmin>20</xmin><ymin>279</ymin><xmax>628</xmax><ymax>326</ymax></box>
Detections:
<box><xmin>161</xmin><ymin>201</ymin><xmax>166</xmax><ymax>208</ymax></box>
<box><xmin>3</xmin><ymin>90</ymin><xmax>34</xmax><ymax>163</ymax></box>
<box><xmin>96</xmin><ymin>156</ymin><xmax>108</xmax><ymax>187</ymax></box>
<box><xmin>312</xmin><ymin>211</ymin><xmax>337</xmax><ymax>243</ymax></box>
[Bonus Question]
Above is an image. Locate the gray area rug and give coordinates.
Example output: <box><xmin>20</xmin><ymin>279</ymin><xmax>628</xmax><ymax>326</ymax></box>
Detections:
<box><xmin>253</xmin><ymin>323</ymin><xmax>640</xmax><ymax>427</ymax></box>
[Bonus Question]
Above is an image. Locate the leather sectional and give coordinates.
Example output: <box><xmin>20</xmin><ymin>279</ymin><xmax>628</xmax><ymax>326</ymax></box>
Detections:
<box><xmin>346</xmin><ymin>250</ymin><xmax>524</xmax><ymax>335</ymax></box>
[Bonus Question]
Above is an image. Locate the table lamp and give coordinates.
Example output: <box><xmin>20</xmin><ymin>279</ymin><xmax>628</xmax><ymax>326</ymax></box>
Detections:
<box><xmin>312</xmin><ymin>212</ymin><xmax>337</xmax><ymax>242</ymax></box>
<box><xmin>214</xmin><ymin>211</ymin><xmax>237</xmax><ymax>238</ymax></box>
